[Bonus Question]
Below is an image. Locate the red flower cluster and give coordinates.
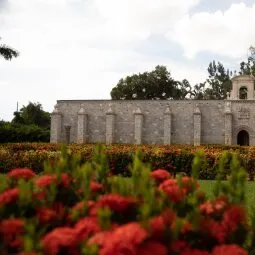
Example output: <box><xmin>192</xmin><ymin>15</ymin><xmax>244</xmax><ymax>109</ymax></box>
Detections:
<box><xmin>0</xmin><ymin>219</ymin><xmax>24</xmax><ymax>249</ymax></box>
<box><xmin>94</xmin><ymin>194</ymin><xmax>137</xmax><ymax>214</ymax></box>
<box><xmin>159</xmin><ymin>179</ymin><xmax>185</xmax><ymax>203</ymax></box>
<box><xmin>35</xmin><ymin>173</ymin><xmax>71</xmax><ymax>188</ymax></box>
<box><xmin>8</xmin><ymin>168</ymin><xmax>36</xmax><ymax>181</ymax></box>
<box><xmin>211</xmin><ymin>244</ymin><xmax>247</xmax><ymax>255</ymax></box>
<box><xmin>36</xmin><ymin>207</ymin><xmax>57</xmax><ymax>224</ymax></box>
<box><xmin>149</xmin><ymin>209</ymin><xmax>176</xmax><ymax>239</ymax></box>
<box><xmin>90</xmin><ymin>181</ymin><xmax>104</xmax><ymax>193</ymax></box>
<box><xmin>200</xmin><ymin>196</ymin><xmax>228</xmax><ymax>215</ymax></box>
<box><xmin>0</xmin><ymin>188</ymin><xmax>19</xmax><ymax>206</ymax></box>
<box><xmin>200</xmin><ymin>204</ymin><xmax>247</xmax><ymax>243</ymax></box>
<box><xmin>42</xmin><ymin>227</ymin><xmax>78</xmax><ymax>255</ymax></box>
<box><xmin>75</xmin><ymin>217</ymin><xmax>101</xmax><ymax>241</ymax></box>
<box><xmin>89</xmin><ymin>222</ymin><xmax>148</xmax><ymax>255</ymax></box>
<box><xmin>150</xmin><ymin>169</ymin><xmax>171</xmax><ymax>183</ymax></box>
<box><xmin>0</xmin><ymin>147</ymin><xmax>253</xmax><ymax>255</ymax></box>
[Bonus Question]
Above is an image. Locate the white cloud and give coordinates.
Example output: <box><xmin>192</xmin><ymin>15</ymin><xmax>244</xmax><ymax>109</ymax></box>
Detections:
<box><xmin>168</xmin><ymin>2</ymin><xmax>255</xmax><ymax>59</ymax></box>
<box><xmin>0</xmin><ymin>0</ymin><xmax>204</xmax><ymax>121</ymax></box>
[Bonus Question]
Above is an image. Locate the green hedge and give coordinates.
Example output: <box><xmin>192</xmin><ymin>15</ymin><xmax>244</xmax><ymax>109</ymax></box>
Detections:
<box><xmin>0</xmin><ymin>122</ymin><xmax>50</xmax><ymax>143</ymax></box>
<box><xmin>0</xmin><ymin>143</ymin><xmax>254</xmax><ymax>180</ymax></box>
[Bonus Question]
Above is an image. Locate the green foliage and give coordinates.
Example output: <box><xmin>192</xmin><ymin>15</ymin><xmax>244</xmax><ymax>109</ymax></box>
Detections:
<box><xmin>12</xmin><ymin>102</ymin><xmax>50</xmax><ymax>129</ymax></box>
<box><xmin>0</xmin><ymin>121</ymin><xmax>50</xmax><ymax>143</ymax></box>
<box><xmin>0</xmin><ymin>145</ymin><xmax>254</xmax><ymax>254</ymax></box>
<box><xmin>110</xmin><ymin>65</ymin><xmax>189</xmax><ymax>100</ymax></box>
<box><xmin>0</xmin><ymin>37</ymin><xmax>19</xmax><ymax>60</ymax></box>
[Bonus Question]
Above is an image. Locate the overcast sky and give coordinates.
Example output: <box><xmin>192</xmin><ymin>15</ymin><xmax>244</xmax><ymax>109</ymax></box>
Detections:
<box><xmin>1</xmin><ymin>0</ymin><xmax>255</xmax><ymax>121</ymax></box>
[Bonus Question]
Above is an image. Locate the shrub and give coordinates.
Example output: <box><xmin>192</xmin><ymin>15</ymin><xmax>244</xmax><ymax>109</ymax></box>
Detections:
<box><xmin>0</xmin><ymin>147</ymin><xmax>254</xmax><ymax>254</ymax></box>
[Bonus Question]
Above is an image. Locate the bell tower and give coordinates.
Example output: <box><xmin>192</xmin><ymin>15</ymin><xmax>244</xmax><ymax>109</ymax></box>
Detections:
<box><xmin>229</xmin><ymin>75</ymin><xmax>255</xmax><ymax>100</ymax></box>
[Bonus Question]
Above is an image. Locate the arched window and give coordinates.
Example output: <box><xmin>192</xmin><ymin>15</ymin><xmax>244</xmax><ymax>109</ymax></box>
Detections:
<box><xmin>239</xmin><ymin>86</ymin><xmax>248</xmax><ymax>99</ymax></box>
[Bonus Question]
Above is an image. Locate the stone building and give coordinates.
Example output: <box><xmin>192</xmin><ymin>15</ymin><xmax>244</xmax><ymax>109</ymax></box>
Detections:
<box><xmin>50</xmin><ymin>75</ymin><xmax>255</xmax><ymax>146</ymax></box>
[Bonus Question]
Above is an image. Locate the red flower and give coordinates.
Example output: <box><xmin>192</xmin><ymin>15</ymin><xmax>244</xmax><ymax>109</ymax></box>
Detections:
<box><xmin>212</xmin><ymin>244</ymin><xmax>247</xmax><ymax>255</ymax></box>
<box><xmin>136</xmin><ymin>241</ymin><xmax>168</xmax><ymax>255</ymax></box>
<box><xmin>181</xmin><ymin>176</ymin><xmax>199</xmax><ymax>193</ymax></box>
<box><xmin>170</xmin><ymin>240</ymin><xmax>190</xmax><ymax>253</ymax></box>
<box><xmin>0</xmin><ymin>218</ymin><xmax>24</xmax><ymax>248</ymax></box>
<box><xmin>200</xmin><ymin>196</ymin><xmax>228</xmax><ymax>216</ymax></box>
<box><xmin>42</xmin><ymin>227</ymin><xmax>78</xmax><ymax>255</ymax></box>
<box><xmin>75</xmin><ymin>217</ymin><xmax>101</xmax><ymax>241</ymax></box>
<box><xmin>223</xmin><ymin>205</ymin><xmax>247</xmax><ymax>234</ymax></box>
<box><xmin>90</xmin><ymin>181</ymin><xmax>103</xmax><ymax>192</ymax></box>
<box><xmin>100</xmin><ymin>222</ymin><xmax>148</xmax><ymax>255</ymax></box>
<box><xmin>149</xmin><ymin>209</ymin><xmax>176</xmax><ymax>239</ymax></box>
<box><xmin>35</xmin><ymin>175</ymin><xmax>56</xmax><ymax>187</ymax></box>
<box><xmin>35</xmin><ymin>173</ymin><xmax>71</xmax><ymax>188</ymax></box>
<box><xmin>150</xmin><ymin>169</ymin><xmax>171</xmax><ymax>183</ymax></box>
<box><xmin>181</xmin><ymin>249</ymin><xmax>210</xmax><ymax>255</ymax></box>
<box><xmin>36</xmin><ymin>207</ymin><xmax>57</xmax><ymax>224</ymax></box>
<box><xmin>8</xmin><ymin>168</ymin><xmax>36</xmax><ymax>180</ymax></box>
<box><xmin>111</xmin><ymin>222</ymin><xmax>148</xmax><ymax>244</ymax></box>
<box><xmin>96</xmin><ymin>194</ymin><xmax>136</xmax><ymax>214</ymax></box>
<box><xmin>200</xmin><ymin>218</ymin><xmax>226</xmax><ymax>243</ymax></box>
<box><xmin>72</xmin><ymin>200</ymin><xmax>95</xmax><ymax>212</ymax></box>
<box><xmin>159</xmin><ymin>179</ymin><xmax>185</xmax><ymax>203</ymax></box>
<box><xmin>0</xmin><ymin>188</ymin><xmax>19</xmax><ymax>206</ymax></box>
<box><xmin>88</xmin><ymin>231</ymin><xmax>113</xmax><ymax>247</ymax></box>
<box><xmin>61</xmin><ymin>173</ymin><xmax>72</xmax><ymax>187</ymax></box>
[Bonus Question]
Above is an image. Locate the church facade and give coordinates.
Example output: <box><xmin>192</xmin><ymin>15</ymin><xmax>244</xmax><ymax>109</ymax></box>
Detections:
<box><xmin>50</xmin><ymin>75</ymin><xmax>255</xmax><ymax>146</ymax></box>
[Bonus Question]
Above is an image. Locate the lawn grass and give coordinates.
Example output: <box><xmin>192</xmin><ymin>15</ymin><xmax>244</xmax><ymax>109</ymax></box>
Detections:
<box><xmin>199</xmin><ymin>180</ymin><xmax>255</xmax><ymax>214</ymax></box>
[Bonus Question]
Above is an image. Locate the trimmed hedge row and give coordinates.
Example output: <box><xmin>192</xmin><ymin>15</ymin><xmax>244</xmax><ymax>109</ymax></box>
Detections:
<box><xmin>0</xmin><ymin>143</ymin><xmax>255</xmax><ymax>180</ymax></box>
<box><xmin>0</xmin><ymin>122</ymin><xmax>50</xmax><ymax>142</ymax></box>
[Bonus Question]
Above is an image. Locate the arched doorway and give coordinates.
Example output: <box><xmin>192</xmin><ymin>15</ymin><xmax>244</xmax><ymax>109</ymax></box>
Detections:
<box><xmin>237</xmin><ymin>130</ymin><xmax>249</xmax><ymax>146</ymax></box>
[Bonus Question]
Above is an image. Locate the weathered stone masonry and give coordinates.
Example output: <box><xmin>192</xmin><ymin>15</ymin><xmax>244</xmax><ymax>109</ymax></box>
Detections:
<box><xmin>50</xmin><ymin>75</ymin><xmax>255</xmax><ymax>146</ymax></box>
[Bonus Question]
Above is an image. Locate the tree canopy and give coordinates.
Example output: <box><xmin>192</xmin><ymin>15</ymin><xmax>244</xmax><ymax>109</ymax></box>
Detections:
<box><xmin>110</xmin><ymin>47</ymin><xmax>255</xmax><ymax>101</ymax></box>
<box><xmin>0</xmin><ymin>37</ymin><xmax>19</xmax><ymax>60</ymax></box>
<box><xmin>111</xmin><ymin>65</ymin><xmax>189</xmax><ymax>100</ymax></box>
<box><xmin>12</xmin><ymin>102</ymin><xmax>50</xmax><ymax>129</ymax></box>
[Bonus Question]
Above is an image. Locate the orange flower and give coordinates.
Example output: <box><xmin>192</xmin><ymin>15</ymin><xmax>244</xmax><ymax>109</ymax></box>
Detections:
<box><xmin>8</xmin><ymin>168</ymin><xmax>36</xmax><ymax>180</ymax></box>
<box><xmin>0</xmin><ymin>188</ymin><xmax>19</xmax><ymax>206</ymax></box>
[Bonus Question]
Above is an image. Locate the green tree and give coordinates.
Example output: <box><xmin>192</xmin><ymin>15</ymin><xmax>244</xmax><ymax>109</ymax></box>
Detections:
<box><xmin>12</xmin><ymin>102</ymin><xmax>50</xmax><ymax>129</ymax></box>
<box><xmin>110</xmin><ymin>65</ymin><xmax>188</xmax><ymax>100</ymax></box>
<box><xmin>190</xmin><ymin>82</ymin><xmax>206</xmax><ymax>100</ymax></box>
<box><xmin>0</xmin><ymin>38</ymin><xmax>19</xmax><ymax>60</ymax></box>
<box><xmin>239</xmin><ymin>46</ymin><xmax>255</xmax><ymax>76</ymax></box>
<box><xmin>203</xmin><ymin>61</ymin><xmax>232</xmax><ymax>100</ymax></box>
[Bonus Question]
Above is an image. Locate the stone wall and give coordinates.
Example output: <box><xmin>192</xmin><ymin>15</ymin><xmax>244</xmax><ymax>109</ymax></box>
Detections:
<box><xmin>50</xmin><ymin>99</ymin><xmax>255</xmax><ymax>145</ymax></box>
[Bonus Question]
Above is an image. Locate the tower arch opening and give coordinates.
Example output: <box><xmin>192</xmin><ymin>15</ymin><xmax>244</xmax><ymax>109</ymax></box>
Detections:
<box><xmin>237</xmin><ymin>130</ymin><xmax>249</xmax><ymax>146</ymax></box>
<box><xmin>239</xmin><ymin>86</ymin><xmax>248</xmax><ymax>99</ymax></box>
